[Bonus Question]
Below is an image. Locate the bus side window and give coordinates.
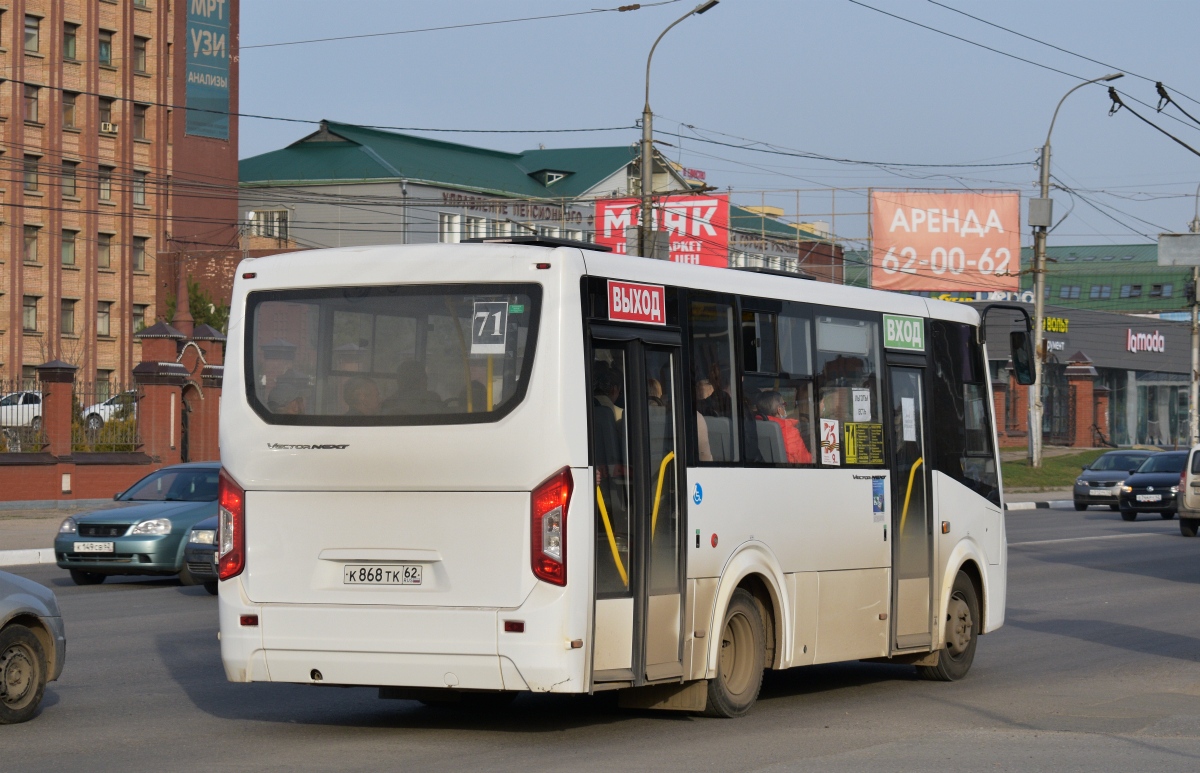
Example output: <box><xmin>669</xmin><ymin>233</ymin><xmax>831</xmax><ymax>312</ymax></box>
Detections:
<box><xmin>690</xmin><ymin>298</ymin><xmax>739</xmax><ymax>463</ymax></box>
<box><xmin>930</xmin><ymin>320</ymin><xmax>999</xmax><ymax>504</ymax></box>
<box><xmin>742</xmin><ymin>308</ymin><xmax>815</xmax><ymax>466</ymax></box>
<box><xmin>815</xmin><ymin>314</ymin><xmax>884</xmax><ymax>467</ymax></box>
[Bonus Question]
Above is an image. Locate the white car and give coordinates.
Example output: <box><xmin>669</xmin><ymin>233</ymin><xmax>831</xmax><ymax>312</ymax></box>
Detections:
<box><xmin>0</xmin><ymin>391</ymin><xmax>43</xmax><ymax>429</ymax></box>
<box><xmin>81</xmin><ymin>391</ymin><xmax>138</xmax><ymax>431</ymax></box>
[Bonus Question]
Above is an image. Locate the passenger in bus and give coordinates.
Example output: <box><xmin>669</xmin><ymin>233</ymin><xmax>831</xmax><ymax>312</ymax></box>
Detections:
<box><xmin>592</xmin><ymin>363</ymin><xmax>625</xmax><ymax>482</ymax></box>
<box><xmin>594</xmin><ymin>364</ymin><xmax>624</xmax><ymax>422</ymax></box>
<box><xmin>755</xmin><ymin>391</ymin><xmax>812</xmax><ymax>464</ymax></box>
<box><xmin>696</xmin><ymin>368</ymin><xmax>732</xmax><ymax>418</ymax></box>
<box><xmin>382</xmin><ymin>360</ymin><xmax>444</xmax><ymax>414</ymax></box>
<box><xmin>267</xmin><ymin>379</ymin><xmax>306</xmax><ymax>415</ymax></box>
<box><xmin>647</xmin><ymin>378</ymin><xmax>665</xmax><ymax>406</ymax></box>
<box><xmin>343</xmin><ymin>376</ymin><xmax>382</xmax><ymax>416</ymax></box>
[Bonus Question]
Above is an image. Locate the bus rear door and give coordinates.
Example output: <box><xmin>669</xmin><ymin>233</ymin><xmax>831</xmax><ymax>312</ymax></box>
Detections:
<box><xmin>588</xmin><ymin>327</ymin><xmax>687</xmax><ymax>685</ymax></box>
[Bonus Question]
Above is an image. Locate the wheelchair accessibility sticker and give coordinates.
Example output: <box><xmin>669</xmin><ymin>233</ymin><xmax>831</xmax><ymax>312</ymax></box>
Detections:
<box><xmin>693</xmin><ymin>483</ymin><xmax>704</xmax><ymax>505</ymax></box>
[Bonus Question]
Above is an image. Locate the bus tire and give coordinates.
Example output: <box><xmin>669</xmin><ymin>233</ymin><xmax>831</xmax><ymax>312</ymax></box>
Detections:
<box><xmin>917</xmin><ymin>571</ymin><xmax>979</xmax><ymax>683</ymax></box>
<box><xmin>704</xmin><ymin>588</ymin><xmax>765</xmax><ymax>718</ymax></box>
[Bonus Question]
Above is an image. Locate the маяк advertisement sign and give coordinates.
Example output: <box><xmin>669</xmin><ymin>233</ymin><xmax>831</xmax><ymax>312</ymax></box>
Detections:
<box><xmin>186</xmin><ymin>0</ymin><xmax>231</xmax><ymax>140</ymax></box>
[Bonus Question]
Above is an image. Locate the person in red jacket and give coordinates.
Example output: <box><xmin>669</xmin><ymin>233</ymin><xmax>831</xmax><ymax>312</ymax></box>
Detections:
<box><xmin>756</xmin><ymin>391</ymin><xmax>812</xmax><ymax>464</ymax></box>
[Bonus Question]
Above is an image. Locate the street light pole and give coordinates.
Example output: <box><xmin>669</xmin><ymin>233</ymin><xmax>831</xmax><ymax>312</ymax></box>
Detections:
<box><xmin>639</xmin><ymin>0</ymin><xmax>718</xmax><ymax>258</ymax></box>
<box><xmin>1029</xmin><ymin>72</ymin><xmax>1123</xmax><ymax>467</ymax></box>
<box><xmin>1189</xmin><ymin>182</ymin><xmax>1200</xmax><ymax>445</ymax></box>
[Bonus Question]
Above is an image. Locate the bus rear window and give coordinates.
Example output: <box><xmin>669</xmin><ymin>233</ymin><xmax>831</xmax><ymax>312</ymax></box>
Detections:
<box><xmin>246</xmin><ymin>284</ymin><xmax>541</xmax><ymax>425</ymax></box>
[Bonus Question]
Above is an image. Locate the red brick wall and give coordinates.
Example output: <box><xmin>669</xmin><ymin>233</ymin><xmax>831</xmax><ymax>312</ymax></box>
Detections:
<box><xmin>155</xmin><ymin>248</ymin><xmax>303</xmax><ymax>319</ymax></box>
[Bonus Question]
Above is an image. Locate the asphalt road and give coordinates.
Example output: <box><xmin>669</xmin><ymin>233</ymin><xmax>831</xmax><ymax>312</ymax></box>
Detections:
<box><xmin>4</xmin><ymin>503</ymin><xmax>1200</xmax><ymax>772</ymax></box>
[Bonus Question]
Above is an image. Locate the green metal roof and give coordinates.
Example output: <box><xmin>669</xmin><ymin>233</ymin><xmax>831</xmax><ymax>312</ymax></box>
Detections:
<box><xmin>1020</xmin><ymin>244</ymin><xmax>1190</xmax><ymax>313</ymax></box>
<box><xmin>239</xmin><ymin>121</ymin><xmax>639</xmax><ymax>199</ymax></box>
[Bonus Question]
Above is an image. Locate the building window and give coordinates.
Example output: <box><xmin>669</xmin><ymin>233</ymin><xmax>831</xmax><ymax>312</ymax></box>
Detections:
<box><xmin>133</xmin><ymin>105</ymin><xmax>148</xmax><ymax>139</ymax></box>
<box><xmin>1089</xmin><ymin>285</ymin><xmax>1112</xmax><ymax>300</ymax></box>
<box><xmin>62</xmin><ymin>92</ymin><xmax>77</xmax><ymax>128</ymax></box>
<box><xmin>24</xmin><ymin>155</ymin><xmax>40</xmax><ymax>191</ymax></box>
<box><xmin>98</xmin><ymin>30</ymin><xmax>114</xmax><ymax>67</ymax></box>
<box><xmin>23</xmin><ymin>297</ymin><xmax>38</xmax><ymax>332</ymax></box>
<box><xmin>132</xmin><ymin>237</ymin><xmax>147</xmax><ymax>271</ymax></box>
<box><xmin>133</xmin><ymin>172</ymin><xmax>147</xmax><ymax>206</ymax></box>
<box><xmin>1120</xmin><ymin>285</ymin><xmax>1131</xmax><ymax>298</ymax></box>
<box><xmin>98</xmin><ymin>167</ymin><xmax>113</xmax><ymax>200</ymax></box>
<box><xmin>1059</xmin><ymin>285</ymin><xmax>1071</xmax><ymax>299</ymax></box>
<box><xmin>97</xmin><ymin>234</ymin><xmax>112</xmax><ymax>268</ymax></box>
<box><xmin>465</xmin><ymin>217</ymin><xmax>487</xmax><ymax>240</ymax></box>
<box><xmin>24</xmin><ymin>15</ymin><xmax>40</xmax><ymax>53</ymax></box>
<box><xmin>133</xmin><ymin>36</ymin><xmax>149</xmax><ymax>73</ymax></box>
<box><xmin>61</xmin><ymin>299</ymin><xmax>76</xmax><ymax>336</ymax></box>
<box><xmin>99</xmin><ymin>98</ymin><xmax>114</xmax><ymax>130</ymax></box>
<box><xmin>249</xmin><ymin>210</ymin><xmax>289</xmax><ymax>239</ymax></box>
<box><xmin>97</xmin><ymin>302</ymin><xmax>112</xmax><ymax>338</ymax></box>
<box><xmin>62</xmin><ymin>230</ymin><xmax>77</xmax><ymax>266</ymax></box>
<box><xmin>1130</xmin><ymin>284</ymin><xmax>1142</xmax><ymax>298</ymax></box>
<box><xmin>24</xmin><ymin>85</ymin><xmax>39</xmax><ymax>123</ymax></box>
<box><xmin>132</xmin><ymin>305</ymin><xmax>147</xmax><ymax>333</ymax></box>
<box><xmin>134</xmin><ymin>0</ymin><xmax>149</xmax><ymax>7</ymax></box>
<box><xmin>1151</xmin><ymin>284</ymin><xmax>1169</xmax><ymax>298</ymax></box>
<box><xmin>96</xmin><ymin>371</ymin><xmax>113</xmax><ymax>402</ymax></box>
<box><xmin>23</xmin><ymin>226</ymin><xmax>39</xmax><ymax>263</ymax></box>
<box><xmin>63</xmin><ymin>23</ymin><xmax>78</xmax><ymax>60</ymax></box>
<box><xmin>62</xmin><ymin>161</ymin><xmax>78</xmax><ymax>197</ymax></box>
<box><xmin>438</xmin><ymin>213</ymin><xmax>461</xmax><ymax>244</ymax></box>
<box><xmin>1163</xmin><ymin>284</ymin><xmax>1174</xmax><ymax>298</ymax></box>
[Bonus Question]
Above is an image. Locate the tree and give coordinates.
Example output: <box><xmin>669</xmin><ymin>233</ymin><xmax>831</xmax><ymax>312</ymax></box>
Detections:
<box><xmin>165</xmin><ymin>275</ymin><xmax>230</xmax><ymax>333</ymax></box>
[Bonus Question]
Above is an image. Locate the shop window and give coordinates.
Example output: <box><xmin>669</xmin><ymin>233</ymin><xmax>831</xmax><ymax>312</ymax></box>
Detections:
<box><xmin>690</xmin><ymin>297</ymin><xmax>740</xmax><ymax>463</ymax></box>
<box><xmin>815</xmin><ymin>313</ymin><xmax>884</xmax><ymax>467</ymax></box>
<box><xmin>741</xmin><ymin>306</ymin><xmax>815</xmax><ymax>466</ymax></box>
<box><xmin>930</xmin><ymin>321</ymin><xmax>999</xmax><ymax>504</ymax></box>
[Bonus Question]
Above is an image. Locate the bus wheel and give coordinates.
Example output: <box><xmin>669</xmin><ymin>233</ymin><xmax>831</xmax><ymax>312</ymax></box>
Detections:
<box><xmin>705</xmin><ymin>588</ymin><xmax>765</xmax><ymax>718</ymax></box>
<box><xmin>918</xmin><ymin>571</ymin><xmax>979</xmax><ymax>682</ymax></box>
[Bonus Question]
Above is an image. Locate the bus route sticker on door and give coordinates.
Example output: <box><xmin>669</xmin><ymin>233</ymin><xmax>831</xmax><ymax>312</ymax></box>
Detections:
<box><xmin>608</xmin><ymin>280</ymin><xmax>666</xmax><ymax>325</ymax></box>
<box><xmin>471</xmin><ymin>301</ymin><xmax>509</xmax><ymax>354</ymax></box>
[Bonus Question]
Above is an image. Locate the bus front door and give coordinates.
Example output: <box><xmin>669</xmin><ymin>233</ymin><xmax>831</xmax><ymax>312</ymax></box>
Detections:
<box><xmin>887</xmin><ymin>366</ymin><xmax>934</xmax><ymax>651</ymax></box>
<box><xmin>589</xmin><ymin>334</ymin><xmax>686</xmax><ymax>685</ymax></box>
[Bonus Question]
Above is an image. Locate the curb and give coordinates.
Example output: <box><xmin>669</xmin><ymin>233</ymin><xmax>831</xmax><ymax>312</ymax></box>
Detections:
<box><xmin>1006</xmin><ymin>500</ymin><xmax>1073</xmax><ymax>511</ymax></box>
<box><xmin>0</xmin><ymin>548</ymin><xmax>56</xmax><ymax>567</ymax></box>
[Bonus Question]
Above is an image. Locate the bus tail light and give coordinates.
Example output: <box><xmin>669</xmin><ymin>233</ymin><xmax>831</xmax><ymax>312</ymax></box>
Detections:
<box><xmin>531</xmin><ymin>467</ymin><xmax>573</xmax><ymax>586</ymax></box>
<box><xmin>218</xmin><ymin>469</ymin><xmax>246</xmax><ymax>580</ymax></box>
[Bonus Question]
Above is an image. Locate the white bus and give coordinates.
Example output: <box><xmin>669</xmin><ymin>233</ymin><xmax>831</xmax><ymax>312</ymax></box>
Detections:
<box><xmin>216</xmin><ymin>239</ymin><xmax>1034</xmax><ymax>717</ymax></box>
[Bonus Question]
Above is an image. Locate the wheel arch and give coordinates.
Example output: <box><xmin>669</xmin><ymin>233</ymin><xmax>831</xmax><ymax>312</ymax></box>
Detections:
<box><xmin>938</xmin><ymin>538</ymin><xmax>993</xmax><ymax>641</ymax></box>
<box><xmin>704</xmin><ymin>542</ymin><xmax>790</xmax><ymax>675</ymax></box>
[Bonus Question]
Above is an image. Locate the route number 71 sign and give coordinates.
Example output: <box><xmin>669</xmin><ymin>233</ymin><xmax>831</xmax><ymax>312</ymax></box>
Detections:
<box><xmin>471</xmin><ymin>302</ymin><xmax>509</xmax><ymax>355</ymax></box>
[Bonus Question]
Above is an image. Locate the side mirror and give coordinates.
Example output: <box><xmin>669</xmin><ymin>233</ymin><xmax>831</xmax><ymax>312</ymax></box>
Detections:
<box><xmin>1009</xmin><ymin>330</ymin><xmax>1036</xmax><ymax>386</ymax></box>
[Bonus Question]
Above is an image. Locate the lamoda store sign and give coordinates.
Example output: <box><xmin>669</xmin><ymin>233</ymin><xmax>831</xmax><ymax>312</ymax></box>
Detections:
<box><xmin>1127</xmin><ymin>329</ymin><xmax>1166</xmax><ymax>354</ymax></box>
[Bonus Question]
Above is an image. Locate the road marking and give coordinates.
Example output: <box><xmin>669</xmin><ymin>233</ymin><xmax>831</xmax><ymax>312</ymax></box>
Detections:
<box><xmin>1010</xmin><ymin>533</ymin><xmax>1170</xmax><ymax>547</ymax></box>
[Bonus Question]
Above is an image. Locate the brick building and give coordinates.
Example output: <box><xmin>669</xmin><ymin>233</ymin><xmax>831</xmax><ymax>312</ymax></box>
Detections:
<box><xmin>0</xmin><ymin>0</ymin><xmax>239</xmax><ymax>389</ymax></box>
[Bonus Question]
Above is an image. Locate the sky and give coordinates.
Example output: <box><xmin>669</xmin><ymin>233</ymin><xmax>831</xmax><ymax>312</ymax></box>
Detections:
<box><xmin>238</xmin><ymin>0</ymin><xmax>1200</xmax><ymax>249</ymax></box>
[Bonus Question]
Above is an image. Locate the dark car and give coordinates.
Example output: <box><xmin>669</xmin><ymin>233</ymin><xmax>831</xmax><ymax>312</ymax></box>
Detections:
<box><xmin>1073</xmin><ymin>450</ymin><xmax>1157</xmax><ymax>511</ymax></box>
<box><xmin>54</xmin><ymin>463</ymin><xmax>220</xmax><ymax>585</ymax></box>
<box><xmin>1118</xmin><ymin>450</ymin><xmax>1188</xmax><ymax>521</ymax></box>
<box><xmin>182</xmin><ymin>515</ymin><xmax>219</xmax><ymax>596</ymax></box>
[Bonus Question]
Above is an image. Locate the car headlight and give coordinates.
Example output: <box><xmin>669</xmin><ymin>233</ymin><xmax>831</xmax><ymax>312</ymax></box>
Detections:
<box><xmin>58</xmin><ymin>517</ymin><xmax>77</xmax><ymax>534</ymax></box>
<box><xmin>130</xmin><ymin>518</ymin><xmax>172</xmax><ymax>536</ymax></box>
<box><xmin>1115</xmin><ymin>480</ymin><xmax>1125</xmax><ymax>488</ymax></box>
<box><xmin>1122</xmin><ymin>486</ymin><xmax>1133</xmax><ymax>493</ymax></box>
<box><xmin>1170</xmin><ymin>486</ymin><xmax>1179</xmax><ymax>494</ymax></box>
<box><xmin>1075</xmin><ymin>478</ymin><xmax>1085</xmax><ymax>486</ymax></box>
<box><xmin>189</xmin><ymin>529</ymin><xmax>216</xmax><ymax>545</ymax></box>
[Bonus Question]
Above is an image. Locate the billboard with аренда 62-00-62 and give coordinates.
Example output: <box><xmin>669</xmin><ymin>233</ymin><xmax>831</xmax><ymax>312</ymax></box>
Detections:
<box><xmin>870</xmin><ymin>191</ymin><xmax>1020</xmax><ymax>292</ymax></box>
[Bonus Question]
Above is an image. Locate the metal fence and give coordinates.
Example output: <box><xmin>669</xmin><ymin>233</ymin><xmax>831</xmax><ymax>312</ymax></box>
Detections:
<box><xmin>72</xmin><ymin>383</ymin><xmax>141</xmax><ymax>453</ymax></box>
<box><xmin>0</xmin><ymin>379</ymin><xmax>48</xmax><ymax>452</ymax></box>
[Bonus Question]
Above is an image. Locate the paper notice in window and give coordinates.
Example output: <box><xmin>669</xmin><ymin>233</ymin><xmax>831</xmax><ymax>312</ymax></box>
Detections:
<box><xmin>820</xmin><ymin>418</ymin><xmax>841</xmax><ymax>466</ymax></box>
<box><xmin>901</xmin><ymin>397</ymin><xmax>917</xmax><ymax>442</ymax></box>
<box><xmin>852</xmin><ymin>388</ymin><xmax>871</xmax><ymax>422</ymax></box>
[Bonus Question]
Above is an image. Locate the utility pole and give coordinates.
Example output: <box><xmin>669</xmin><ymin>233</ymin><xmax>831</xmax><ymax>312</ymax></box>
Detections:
<box><xmin>1028</xmin><ymin>73</ymin><xmax>1124</xmax><ymax>467</ymax></box>
<box><xmin>639</xmin><ymin>1</ymin><xmax>718</xmax><ymax>258</ymax></box>
<box><xmin>1189</xmin><ymin>182</ymin><xmax>1200</xmax><ymax>445</ymax></box>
